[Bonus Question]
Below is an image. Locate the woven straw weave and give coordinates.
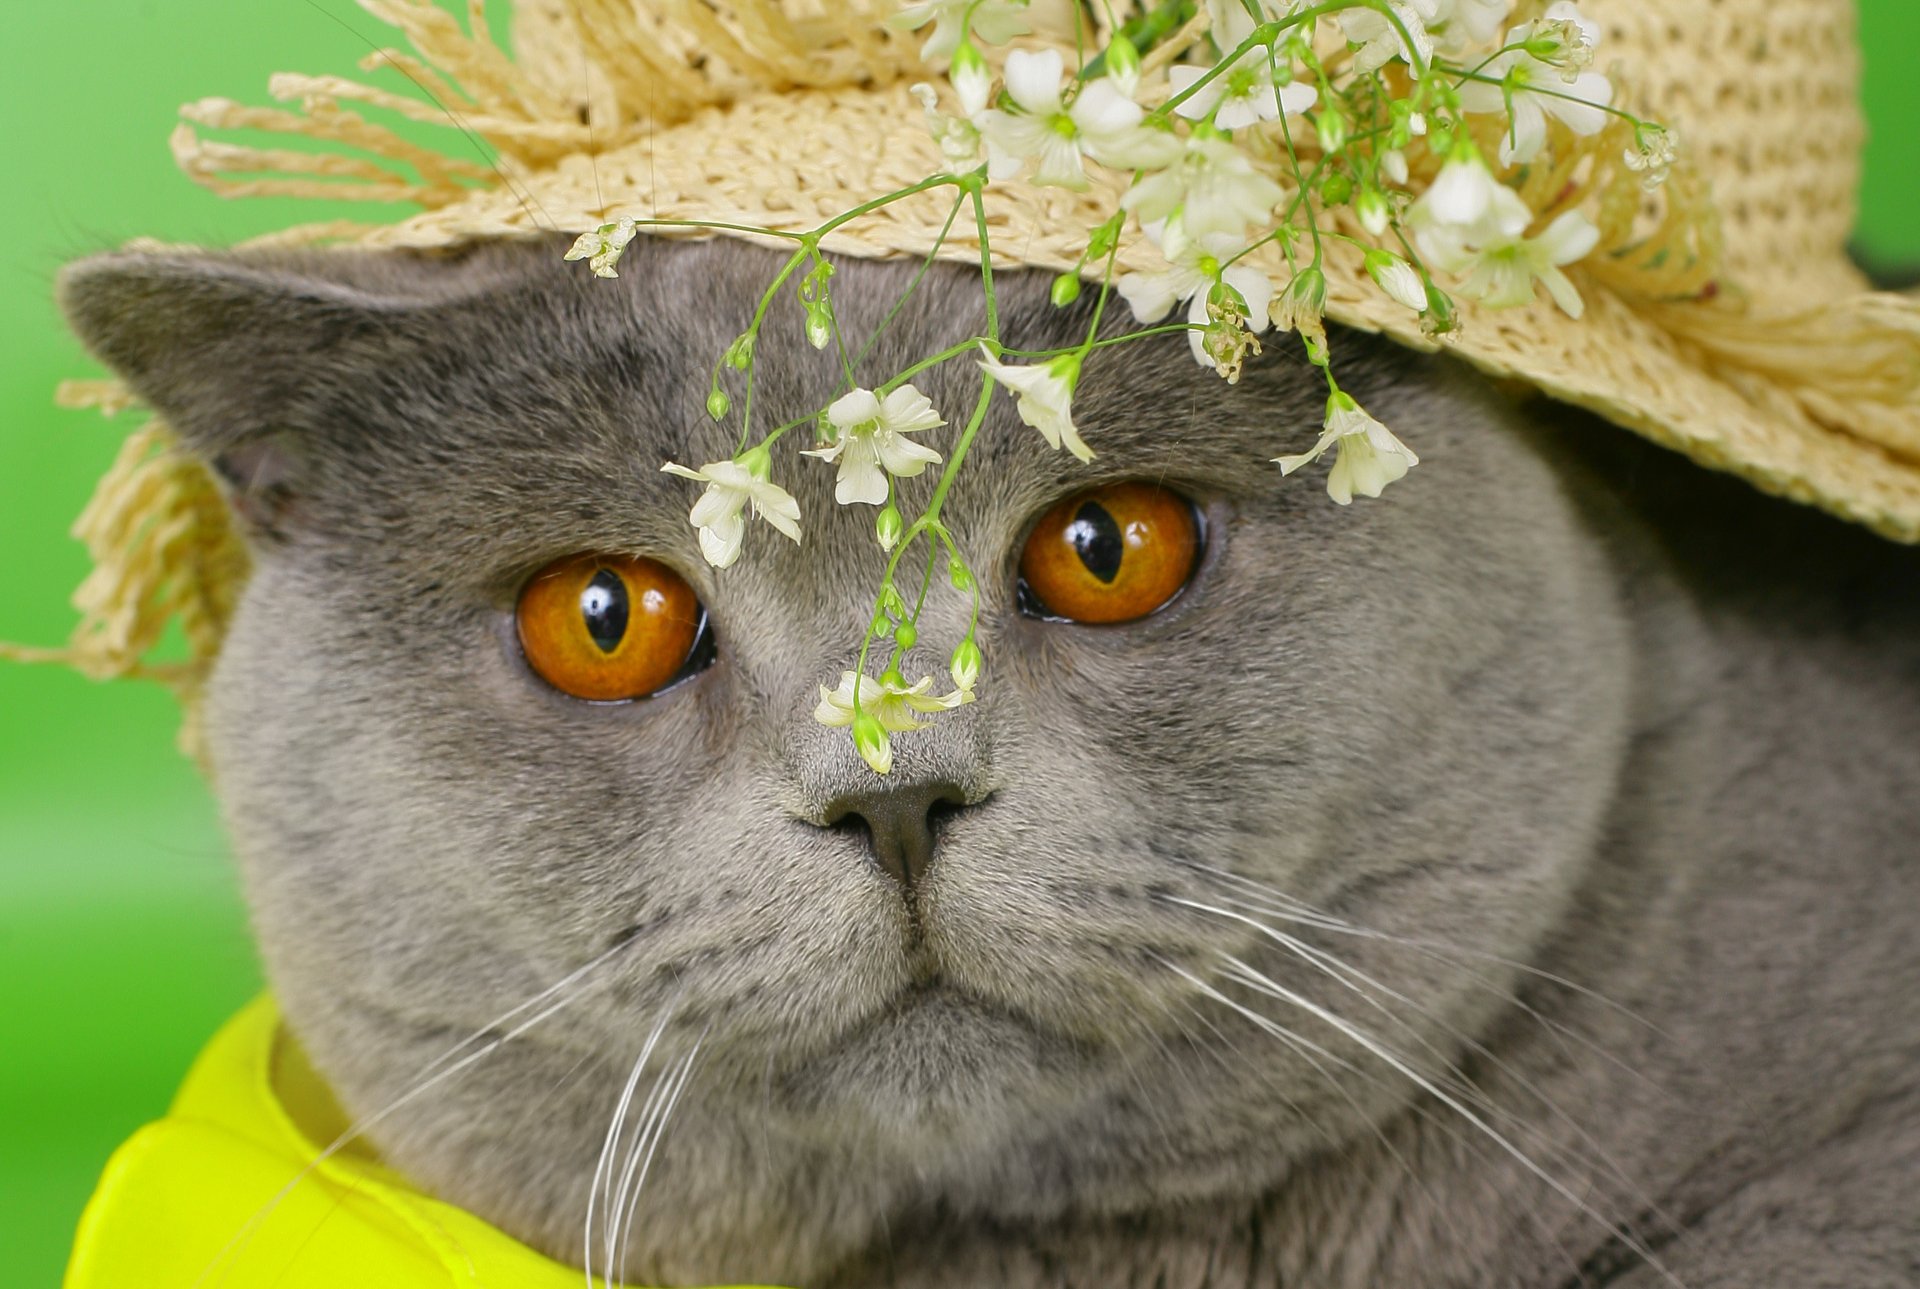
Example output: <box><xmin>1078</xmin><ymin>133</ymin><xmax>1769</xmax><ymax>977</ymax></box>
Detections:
<box><xmin>11</xmin><ymin>0</ymin><xmax>1920</xmax><ymax>749</ymax></box>
<box><xmin>166</xmin><ymin>0</ymin><xmax>1920</xmax><ymax>542</ymax></box>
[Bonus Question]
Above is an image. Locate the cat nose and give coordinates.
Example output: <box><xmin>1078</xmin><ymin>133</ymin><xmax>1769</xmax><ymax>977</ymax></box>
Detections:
<box><xmin>822</xmin><ymin>780</ymin><xmax>968</xmax><ymax>892</ymax></box>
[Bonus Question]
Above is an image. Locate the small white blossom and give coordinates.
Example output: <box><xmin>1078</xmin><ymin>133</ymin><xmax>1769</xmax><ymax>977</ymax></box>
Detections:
<box><xmin>977</xmin><ymin>49</ymin><xmax>1181</xmax><ymax>189</ymax></box>
<box><xmin>804</xmin><ymin>384</ymin><xmax>945</xmax><ymax>506</ymax></box>
<box><xmin>1458</xmin><ymin>5</ymin><xmax>1612</xmax><ymax>165</ymax></box>
<box><xmin>1429</xmin><ymin>0</ymin><xmax>1513</xmax><ymax>59</ymax></box>
<box><xmin>1415</xmin><ymin>200</ymin><xmax>1600</xmax><ymax>317</ymax></box>
<box><xmin>1623</xmin><ymin>123</ymin><xmax>1678</xmax><ymax>188</ymax></box>
<box><xmin>1118</xmin><ymin>231</ymin><xmax>1273</xmax><ymax>370</ymax></box>
<box><xmin>1204</xmin><ymin>0</ymin><xmax>1315</xmax><ymax>51</ymax></box>
<box><xmin>890</xmin><ymin>0</ymin><xmax>1030</xmax><ymax>61</ymax></box>
<box><xmin>1378</xmin><ymin>148</ymin><xmax>1410</xmax><ymax>187</ymax></box>
<box><xmin>1337</xmin><ymin>0</ymin><xmax>1438</xmax><ymax>74</ymax></box>
<box><xmin>1275</xmin><ymin>391</ymin><xmax>1420</xmax><ymax>504</ymax></box>
<box><xmin>1123</xmin><ymin>135</ymin><xmax>1286</xmax><ymax>246</ymax></box>
<box><xmin>1413</xmin><ymin>147</ymin><xmax>1521</xmax><ymax>235</ymax></box>
<box><xmin>1168</xmin><ymin>48</ymin><xmax>1317</xmax><ymax>131</ymax></box>
<box><xmin>813</xmin><ymin>670</ymin><xmax>974</xmax><ymax>774</ymax></box>
<box><xmin>564</xmin><ymin>219</ymin><xmax>640</xmax><ymax>278</ymax></box>
<box><xmin>660</xmin><ymin>454</ymin><xmax>802</xmax><ymax>569</ymax></box>
<box><xmin>978</xmin><ymin>347</ymin><xmax>1093</xmax><ymax>461</ymax></box>
<box><xmin>909</xmin><ymin>82</ymin><xmax>982</xmax><ymax>166</ymax></box>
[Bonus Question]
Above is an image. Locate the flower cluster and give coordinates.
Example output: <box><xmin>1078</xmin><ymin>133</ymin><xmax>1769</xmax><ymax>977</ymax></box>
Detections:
<box><xmin>566</xmin><ymin>0</ymin><xmax>1676</xmax><ymax>774</ymax></box>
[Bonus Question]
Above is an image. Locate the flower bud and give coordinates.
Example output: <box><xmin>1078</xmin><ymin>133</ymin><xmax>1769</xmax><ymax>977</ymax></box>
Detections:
<box><xmin>893</xmin><ymin>621</ymin><xmax>918</xmax><ymax>651</ymax></box>
<box><xmin>1103</xmin><ymin>33</ymin><xmax>1142</xmax><ymax>98</ymax></box>
<box><xmin>1354</xmin><ymin>184</ymin><xmax>1390</xmax><ymax>236</ymax></box>
<box><xmin>1085</xmin><ymin>214</ymin><xmax>1122</xmax><ymax>261</ymax></box>
<box><xmin>950</xmin><ymin>40</ymin><xmax>994</xmax><ymax>117</ymax></box>
<box><xmin>949</xmin><ymin>637</ymin><xmax>982</xmax><ymax>691</ymax></box>
<box><xmin>875</xmin><ymin>503</ymin><xmax>904</xmax><ymax>552</ymax></box>
<box><xmin>805</xmin><ymin>305</ymin><xmax>834</xmax><ymax>350</ymax></box>
<box><xmin>852</xmin><ymin>712</ymin><xmax>893</xmax><ymax>775</ymax></box>
<box><xmin>724</xmin><ymin>332</ymin><xmax>755</xmax><ymax>370</ymax></box>
<box><xmin>705</xmin><ymin>387</ymin><xmax>731</xmax><ymax>421</ymax></box>
<box><xmin>1319</xmin><ymin>172</ymin><xmax>1352</xmax><ymax>205</ymax></box>
<box><xmin>1364</xmin><ymin>249</ymin><xmax>1427</xmax><ymax>313</ymax></box>
<box><xmin>948</xmin><ymin>556</ymin><xmax>974</xmax><ymax>592</ymax></box>
<box><xmin>1315</xmin><ymin>108</ymin><xmax>1348</xmax><ymax>156</ymax></box>
<box><xmin>1050</xmin><ymin>273</ymin><xmax>1082</xmax><ymax>307</ymax></box>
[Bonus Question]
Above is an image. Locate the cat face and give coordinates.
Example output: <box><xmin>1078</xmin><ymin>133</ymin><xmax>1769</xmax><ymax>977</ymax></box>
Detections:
<box><xmin>62</xmin><ymin>236</ymin><xmax>1635</xmax><ymax>1281</ymax></box>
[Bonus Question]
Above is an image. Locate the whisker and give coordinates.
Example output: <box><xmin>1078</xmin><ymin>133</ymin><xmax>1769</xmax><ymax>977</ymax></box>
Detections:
<box><xmin>584</xmin><ymin>1005</ymin><xmax>675</xmax><ymax>1289</ymax></box>
<box><xmin>1216</xmin><ymin>953</ymin><xmax>1686</xmax><ymax>1288</ymax></box>
<box><xmin>1170</xmin><ymin>896</ymin><xmax>1672</xmax><ymax>1208</ymax></box>
<box><xmin>613</xmin><ymin>1040</ymin><xmax>704</xmax><ymax>1283</ymax></box>
<box><xmin>195</xmin><ymin>935</ymin><xmax>636</xmax><ymax>1288</ymax></box>
<box><xmin>1176</xmin><ymin>860</ymin><xmax>1673</xmax><ymax>1040</ymax></box>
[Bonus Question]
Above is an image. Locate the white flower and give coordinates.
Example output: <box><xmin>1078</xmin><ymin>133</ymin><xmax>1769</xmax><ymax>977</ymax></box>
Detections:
<box><xmin>977</xmin><ymin>49</ymin><xmax>1181</xmax><ymax>189</ymax></box>
<box><xmin>1429</xmin><ymin>0</ymin><xmax>1512</xmax><ymax>58</ymax></box>
<box><xmin>1415</xmin><ymin>202</ymin><xmax>1599</xmax><ymax>317</ymax></box>
<box><xmin>1122</xmin><ymin>135</ymin><xmax>1285</xmax><ymax>246</ymax></box>
<box><xmin>1337</xmin><ymin>0</ymin><xmax>1438</xmax><ymax>74</ymax></box>
<box><xmin>1118</xmin><ymin>231</ymin><xmax>1273</xmax><ymax>370</ymax></box>
<box><xmin>1204</xmin><ymin>0</ymin><xmax>1314</xmax><ymax>51</ymax></box>
<box><xmin>1168</xmin><ymin>48</ymin><xmax>1317</xmax><ymax>131</ymax></box>
<box><xmin>814</xmin><ymin>670</ymin><xmax>974</xmax><ymax>774</ymax></box>
<box><xmin>891</xmin><ymin>0</ymin><xmax>1030</xmax><ymax>61</ymax></box>
<box><xmin>1623</xmin><ymin>123</ymin><xmax>1678</xmax><ymax>189</ymax></box>
<box><xmin>1457</xmin><ymin>6</ymin><xmax>1612</xmax><ymax>165</ymax></box>
<box><xmin>1364</xmin><ymin>249</ymin><xmax>1428</xmax><ymax>312</ymax></box>
<box><xmin>1275</xmin><ymin>391</ymin><xmax>1420</xmax><ymax>504</ymax></box>
<box><xmin>1413</xmin><ymin>147</ymin><xmax>1522</xmax><ymax>235</ymax></box>
<box><xmin>564</xmin><ymin>219</ymin><xmax>641</xmax><ymax>278</ymax></box>
<box><xmin>978</xmin><ymin>347</ymin><xmax>1094</xmax><ymax>462</ymax></box>
<box><xmin>804</xmin><ymin>384</ymin><xmax>945</xmax><ymax>506</ymax></box>
<box><xmin>660</xmin><ymin>454</ymin><xmax>802</xmax><ymax>569</ymax></box>
<box><xmin>909</xmin><ymin>82</ymin><xmax>982</xmax><ymax>166</ymax></box>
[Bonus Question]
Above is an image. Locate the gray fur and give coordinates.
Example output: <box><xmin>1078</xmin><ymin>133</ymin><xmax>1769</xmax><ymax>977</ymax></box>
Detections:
<box><xmin>59</xmin><ymin>236</ymin><xmax>1920</xmax><ymax>1287</ymax></box>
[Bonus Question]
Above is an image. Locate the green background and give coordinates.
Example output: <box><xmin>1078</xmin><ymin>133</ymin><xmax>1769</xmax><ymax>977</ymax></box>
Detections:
<box><xmin>1</xmin><ymin>3</ymin><xmax>1915</xmax><ymax>1283</ymax></box>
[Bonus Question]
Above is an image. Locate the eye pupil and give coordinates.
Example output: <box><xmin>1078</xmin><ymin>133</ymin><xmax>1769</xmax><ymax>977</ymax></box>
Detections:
<box><xmin>580</xmin><ymin>569</ymin><xmax>630</xmax><ymax>653</ymax></box>
<box><xmin>1067</xmin><ymin>502</ymin><xmax>1125</xmax><ymax>583</ymax></box>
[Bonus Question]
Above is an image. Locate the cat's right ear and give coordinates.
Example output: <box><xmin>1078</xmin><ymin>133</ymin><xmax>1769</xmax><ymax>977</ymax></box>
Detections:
<box><xmin>57</xmin><ymin>247</ymin><xmax>455</xmax><ymax>540</ymax></box>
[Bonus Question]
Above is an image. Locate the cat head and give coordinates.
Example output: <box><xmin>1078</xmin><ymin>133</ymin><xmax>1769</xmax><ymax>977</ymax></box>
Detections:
<box><xmin>60</xmin><ymin>235</ymin><xmax>1634</xmax><ymax>1281</ymax></box>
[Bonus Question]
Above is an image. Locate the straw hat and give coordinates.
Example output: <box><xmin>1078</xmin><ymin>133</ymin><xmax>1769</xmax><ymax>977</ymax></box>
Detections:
<box><xmin>16</xmin><ymin>0</ymin><xmax>1920</xmax><ymax>746</ymax></box>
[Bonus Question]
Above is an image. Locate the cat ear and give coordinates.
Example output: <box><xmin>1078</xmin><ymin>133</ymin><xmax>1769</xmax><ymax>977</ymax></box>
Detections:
<box><xmin>57</xmin><ymin>247</ymin><xmax>476</xmax><ymax>538</ymax></box>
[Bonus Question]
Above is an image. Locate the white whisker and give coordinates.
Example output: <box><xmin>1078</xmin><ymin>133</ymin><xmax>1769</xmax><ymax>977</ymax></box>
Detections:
<box><xmin>613</xmin><ymin>1041</ymin><xmax>704</xmax><ymax>1281</ymax></box>
<box><xmin>195</xmin><ymin>936</ymin><xmax>636</xmax><ymax>1289</ymax></box>
<box><xmin>1216</xmin><ymin>953</ymin><xmax>1686</xmax><ymax>1289</ymax></box>
<box><xmin>584</xmin><ymin>1006</ymin><xmax>674</xmax><ymax>1289</ymax></box>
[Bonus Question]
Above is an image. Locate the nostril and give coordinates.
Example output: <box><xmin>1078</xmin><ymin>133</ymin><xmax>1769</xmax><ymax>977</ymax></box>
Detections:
<box><xmin>817</xmin><ymin>781</ymin><xmax>975</xmax><ymax>895</ymax></box>
<box><xmin>925</xmin><ymin>794</ymin><xmax>967</xmax><ymax>842</ymax></box>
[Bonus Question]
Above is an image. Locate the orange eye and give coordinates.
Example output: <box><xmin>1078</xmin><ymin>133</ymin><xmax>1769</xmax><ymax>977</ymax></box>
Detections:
<box><xmin>1018</xmin><ymin>483</ymin><xmax>1200</xmax><ymax>624</ymax></box>
<box><xmin>516</xmin><ymin>554</ymin><xmax>703</xmax><ymax>701</ymax></box>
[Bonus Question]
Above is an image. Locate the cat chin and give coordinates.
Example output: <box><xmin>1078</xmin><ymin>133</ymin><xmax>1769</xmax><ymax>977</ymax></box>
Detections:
<box><xmin>771</xmin><ymin>981</ymin><xmax>1099</xmax><ymax>1136</ymax></box>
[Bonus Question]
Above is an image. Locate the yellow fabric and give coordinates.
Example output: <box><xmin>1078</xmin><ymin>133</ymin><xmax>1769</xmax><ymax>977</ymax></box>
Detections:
<box><xmin>63</xmin><ymin>996</ymin><xmax>779</xmax><ymax>1289</ymax></box>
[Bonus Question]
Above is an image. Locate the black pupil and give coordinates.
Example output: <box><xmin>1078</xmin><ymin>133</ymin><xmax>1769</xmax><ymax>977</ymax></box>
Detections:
<box><xmin>1066</xmin><ymin>502</ymin><xmax>1125</xmax><ymax>583</ymax></box>
<box><xmin>580</xmin><ymin>569</ymin><xmax>630</xmax><ymax>653</ymax></box>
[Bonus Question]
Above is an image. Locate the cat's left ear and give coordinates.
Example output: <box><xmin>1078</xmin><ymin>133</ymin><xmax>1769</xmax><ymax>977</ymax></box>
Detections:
<box><xmin>57</xmin><ymin>246</ymin><xmax>492</xmax><ymax>538</ymax></box>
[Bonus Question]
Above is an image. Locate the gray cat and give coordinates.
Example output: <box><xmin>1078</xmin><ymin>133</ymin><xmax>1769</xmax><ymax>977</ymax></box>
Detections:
<box><xmin>60</xmin><ymin>234</ymin><xmax>1919</xmax><ymax>1288</ymax></box>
